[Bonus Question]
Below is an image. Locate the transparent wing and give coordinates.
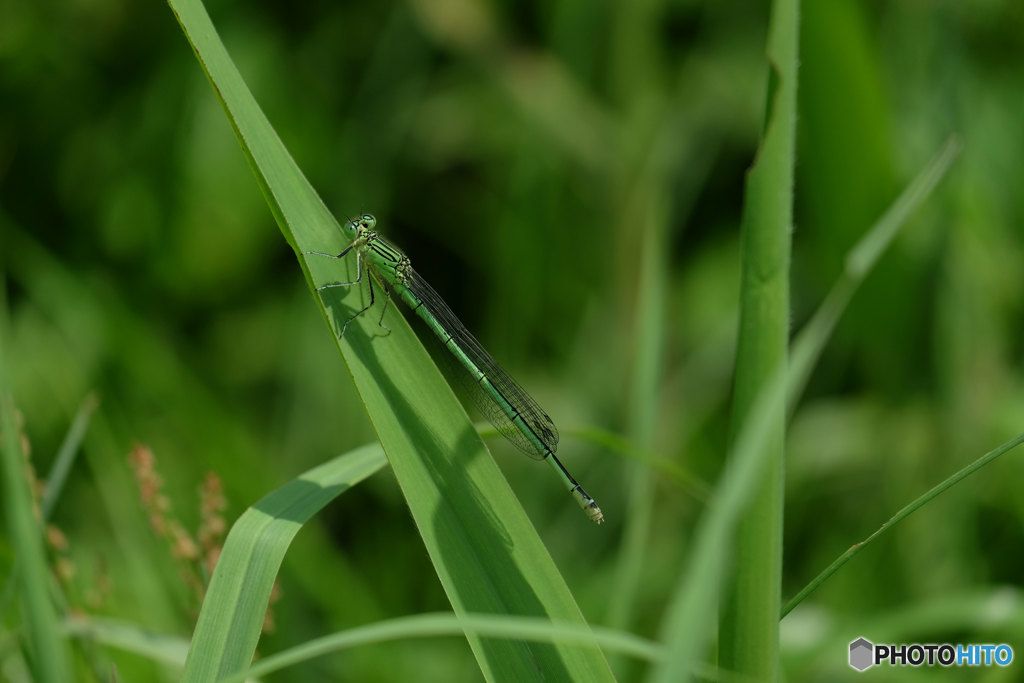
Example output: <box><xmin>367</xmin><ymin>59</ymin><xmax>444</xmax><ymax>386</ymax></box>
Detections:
<box><xmin>404</xmin><ymin>267</ymin><xmax>558</xmax><ymax>460</ymax></box>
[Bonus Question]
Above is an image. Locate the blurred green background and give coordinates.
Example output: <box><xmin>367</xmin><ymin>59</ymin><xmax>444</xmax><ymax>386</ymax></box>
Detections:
<box><xmin>3</xmin><ymin>0</ymin><xmax>1024</xmax><ymax>680</ymax></box>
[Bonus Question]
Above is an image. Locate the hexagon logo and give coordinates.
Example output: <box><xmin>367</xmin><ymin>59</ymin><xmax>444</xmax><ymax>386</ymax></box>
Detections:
<box><xmin>849</xmin><ymin>637</ymin><xmax>874</xmax><ymax>671</ymax></box>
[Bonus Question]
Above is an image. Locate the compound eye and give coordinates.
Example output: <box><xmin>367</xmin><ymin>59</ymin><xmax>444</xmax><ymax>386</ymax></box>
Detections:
<box><xmin>361</xmin><ymin>214</ymin><xmax>377</xmax><ymax>229</ymax></box>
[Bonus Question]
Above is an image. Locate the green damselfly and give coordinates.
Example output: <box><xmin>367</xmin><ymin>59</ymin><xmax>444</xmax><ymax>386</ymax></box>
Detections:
<box><xmin>305</xmin><ymin>214</ymin><xmax>603</xmax><ymax>524</ymax></box>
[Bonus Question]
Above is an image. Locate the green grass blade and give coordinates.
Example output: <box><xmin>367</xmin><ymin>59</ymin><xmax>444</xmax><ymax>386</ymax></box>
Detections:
<box><xmin>570</xmin><ymin>426</ymin><xmax>711</xmax><ymax>504</ymax></box>
<box><xmin>0</xmin><ymin>393</ymin><xmax>72</xmax><ymax>682</ymax></box>
<box><xmin>650</xmin><ymin>366</ymin><xmax>791</xmax><ymax>683</ymax></box>
<box><xmin>651</xmin><ymin>137</ymin><xmax>960</xmax><ymax>682</ymax></box>
<box><xmin>788</xmin><ymin>136</ymin><xmax>962</xmax><ymax>408</ymax></box>
<box><xmin>228</xmin><ymin>613</ymin><xmax>664</xmax><ymax>683</ymax></box>
<box><xmin>714</xmin><ymin>0</ymin><xmax>799</xmax><ymax>678</ymax></box>
<box><xmin>783</xmin><ymin>430</ymin><xmax>1024</xmax><ymax>617</ymax></box>
<box><xmin>1</xmin><ymin>393</ymin><xmax>97</xmax><ymax>624</ymax></box>
<box><xmin>181</xmin><ymin>444</ymin><xmax>386</xmax><ymax>681</ymax></box>
<box><xmin>608</xmin><ymin>193</ymin><xmax>669</xmax><ymax>640</ymax></box>
<box><xmin>167</xmin><ymin>1</ymin><xmax>613</xmax><ymax>680</ymax></box>
<box><xmin>40</xmin><ymin>393</ymin><xmax>99</xmax><ymax>521</ymax></box>
<box><xmin>64</xmin><ymin>616</ymin><xmax>191</xmax><ymax>670</ymax></box>
<box><xmin>0</xmin><ymin>275</ymin><xmax>71</xmax><ymax>681</ymax></box>
<box><xmin>777</xmin><ymin>138</ymin><xmax>961</xmax><ymax>614</ymax></box>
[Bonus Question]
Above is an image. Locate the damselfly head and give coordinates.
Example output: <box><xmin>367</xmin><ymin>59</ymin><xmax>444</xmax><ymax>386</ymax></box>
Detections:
<box><xmin>342</xmin><ymin>213</ymin><xmax>376</xmax><ymax>240</ymax></box>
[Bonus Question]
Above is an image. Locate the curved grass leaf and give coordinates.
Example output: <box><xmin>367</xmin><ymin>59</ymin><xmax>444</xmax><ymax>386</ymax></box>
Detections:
<box><xmin>182</xmin><ymin>444</ymin><xmax>386</xmax><ymax>680</ymax></box>
<box><xmin>228</xmin><ymin>613</ymin><xmax>664</xmax><ymax>683</ymax></box>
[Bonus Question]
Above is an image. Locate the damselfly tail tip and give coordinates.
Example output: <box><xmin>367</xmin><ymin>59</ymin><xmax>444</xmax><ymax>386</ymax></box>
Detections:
<box><xmin>571</xmin><ymin>487</ymin><xmax>604</xmax><ymax>525</ymax></box>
